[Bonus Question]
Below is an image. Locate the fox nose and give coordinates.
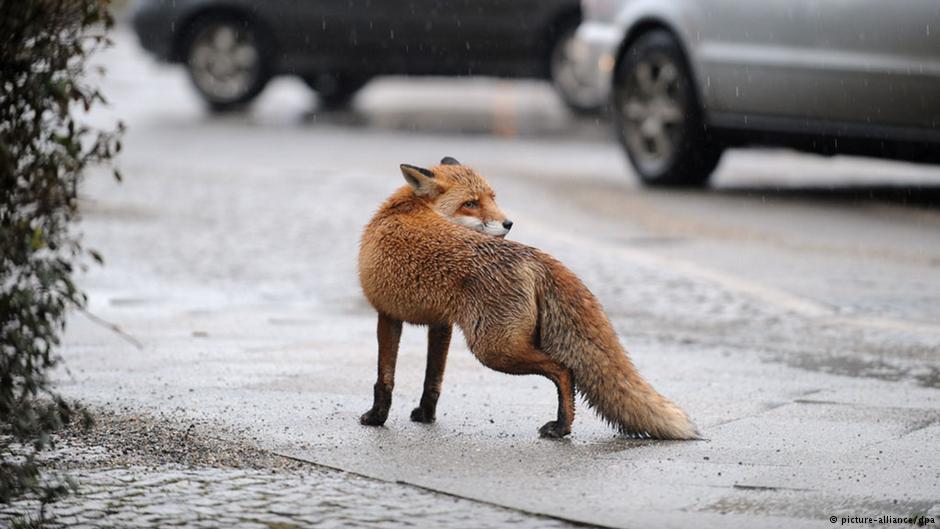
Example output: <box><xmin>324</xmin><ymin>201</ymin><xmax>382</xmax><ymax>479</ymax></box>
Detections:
<box><xmin>502</xmin><ymin>220</ymin><xmax>513</xmax><ymax>231</ymax></box>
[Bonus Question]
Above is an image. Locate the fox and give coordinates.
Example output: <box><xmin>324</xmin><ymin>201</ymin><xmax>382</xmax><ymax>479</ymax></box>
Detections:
<box><xmin>357</xmin><ymin>157</ymin><xmax>698</xmax><ymax>439</ymax></box>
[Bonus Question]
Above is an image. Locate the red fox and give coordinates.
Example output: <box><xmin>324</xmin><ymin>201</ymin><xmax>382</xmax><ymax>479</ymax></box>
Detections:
<box><xmin>358</xmin><ymin>157</ymin><xmax>698</xmax><ymax>439</ymax></box>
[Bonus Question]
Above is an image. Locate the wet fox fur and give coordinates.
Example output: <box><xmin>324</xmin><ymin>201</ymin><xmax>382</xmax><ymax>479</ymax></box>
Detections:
<box><xmin>358</xmin><ymin>157</ymin><xmax>698</xmax><ymax>439</ymax></box>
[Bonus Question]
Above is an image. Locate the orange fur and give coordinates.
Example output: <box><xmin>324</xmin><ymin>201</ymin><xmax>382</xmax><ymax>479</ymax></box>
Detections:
<box><xmin>358</xmin><ymin>160</ymin><xmax>698</xmax><ymax>439</ymax></box>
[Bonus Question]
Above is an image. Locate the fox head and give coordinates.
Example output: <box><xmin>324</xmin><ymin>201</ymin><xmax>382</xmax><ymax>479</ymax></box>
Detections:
<box><xmin>400</xmin><ymin>157</ymin><xmax>513</xmax><ymax>237</ymax></box>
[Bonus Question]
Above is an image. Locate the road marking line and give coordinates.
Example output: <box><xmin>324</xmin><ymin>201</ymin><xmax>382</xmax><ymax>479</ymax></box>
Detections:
<box><xmin>516</xmin><ymin>213</ymin><xmax>940</xmax><ymax>337</ymax></box>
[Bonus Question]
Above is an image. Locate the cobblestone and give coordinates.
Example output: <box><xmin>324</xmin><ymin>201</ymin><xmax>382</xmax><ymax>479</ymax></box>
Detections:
<box><xmin>5</xmin><ymin>464</ymin><xmax>584</xmax><ymax>528</ymax></box>
<box><xmin>1</xmin><ymin>412</ymin><xmax>586</xmax><ymax>528</ymax></box>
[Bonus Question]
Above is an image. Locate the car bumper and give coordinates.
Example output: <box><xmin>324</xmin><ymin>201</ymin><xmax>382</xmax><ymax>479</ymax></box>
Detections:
<box><xmin>572</xmin><ymin>22</ymin><xmax>622</xmax><ymax>102</ymax></box>
<box><xmin>131</xmin><ymin>0</ymin><xmax>177</xmax><ymax>61</ymax></box>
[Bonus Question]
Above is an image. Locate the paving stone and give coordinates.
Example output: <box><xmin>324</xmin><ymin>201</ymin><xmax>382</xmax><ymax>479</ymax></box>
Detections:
<box><xmin>2</xmin><ymin>458</ymin><xmax>580</xmax><ymax>528</ymax></box>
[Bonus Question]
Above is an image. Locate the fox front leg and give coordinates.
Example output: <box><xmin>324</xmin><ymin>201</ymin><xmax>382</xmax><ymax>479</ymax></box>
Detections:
<box><xmin>411</xmin><ymin>324</ymin><xmax>452</xmax><ymax>423</ymax></box>
<box><xmin>361</xmin><ymin>312</ymin><xmax>402</xmax><ymax>426</ymax></box>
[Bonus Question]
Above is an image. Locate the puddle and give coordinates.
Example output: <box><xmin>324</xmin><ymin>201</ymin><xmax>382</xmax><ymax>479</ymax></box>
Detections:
<box><xmin>777</xmin><ymin>353</ymin><xmax>940</xmax><ymax>389</ymax></box>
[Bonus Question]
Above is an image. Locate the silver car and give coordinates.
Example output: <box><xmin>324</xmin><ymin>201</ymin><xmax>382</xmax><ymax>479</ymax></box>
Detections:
<box><xmin>575</xmin><ymin>0</ymin><xmax>940</xmax><ymax>186</ymax></box>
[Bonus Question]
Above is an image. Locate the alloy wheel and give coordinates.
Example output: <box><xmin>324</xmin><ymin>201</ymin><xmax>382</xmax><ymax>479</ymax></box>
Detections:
<box><xmin>616</xmin><ymin>54</ymin><xmax>687</xmax><ymax>174</ymax></box>
<box><xmin>187</xmin><ymin>22</ymin><xmax>261</xmax><ymax>103</ymax></box>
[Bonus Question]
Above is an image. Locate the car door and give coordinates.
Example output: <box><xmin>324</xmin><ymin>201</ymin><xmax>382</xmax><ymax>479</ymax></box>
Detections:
<box><xmin>441</xmin><ymin>0</ymin><xmax>547</xmax><ymax>75</ymax></box>
<box><xmin>801</xmin><ymin>0</ymin><xmax>940</xmax><ymax>129</ymax></box>
<box><xmin>380</xmin><ymin>0</ymin><xmax>461</xmax><ymax>74</ymax></box>
<box><xmin>693</xmin><ymin>0</ymin><xmax>815</xmax><ymax>121</ymax></box>
<box><xmin>274</xmin><ymin>0</ymin><xmax>399</xmax><ymax>74</ymax></box>
<box><xmin>694</xmin><ymin>0</ymin><xmax>940</xmax><ymax>130</ymax></box>
<box><xmin>386</xmin><ymin>0</ymin><xmax>548</xmax><ymax>75</ymax></box>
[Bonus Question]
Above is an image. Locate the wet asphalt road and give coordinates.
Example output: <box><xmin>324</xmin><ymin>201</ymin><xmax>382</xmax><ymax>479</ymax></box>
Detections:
<box><xmin>57</xmin><ymin>28</ymin><xmax>940</xmax><ymax>528</ymax></box>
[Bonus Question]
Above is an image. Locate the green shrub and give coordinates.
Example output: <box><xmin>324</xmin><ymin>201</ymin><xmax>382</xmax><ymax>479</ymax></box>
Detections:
<box><xmin>0</xmin><ymin>0</ymin><xmax>121</xmax><ymax>515</ymax></box>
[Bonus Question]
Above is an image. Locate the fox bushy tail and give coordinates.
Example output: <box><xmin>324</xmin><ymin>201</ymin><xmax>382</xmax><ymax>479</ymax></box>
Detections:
<box><xmin>537</xmin><ymin>261</ymin><xmax>699</xmax><ymax>440</ymax></box>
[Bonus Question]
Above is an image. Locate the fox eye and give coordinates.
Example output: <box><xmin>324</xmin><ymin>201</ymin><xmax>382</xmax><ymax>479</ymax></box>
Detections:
<box><xmin>463</xmin><ymin>200</ymin><xmax>479</xmax><ymax>209</ymax></box>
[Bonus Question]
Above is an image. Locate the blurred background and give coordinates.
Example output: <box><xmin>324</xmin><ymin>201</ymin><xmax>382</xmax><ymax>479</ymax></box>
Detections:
<box><xmin>86</xmin><ymin>0</ymin><xmax>940</xmax><ymax>323</ymax></box>
<box><xmin>114</xmin><ymin>0</ymin><xmax>940</xmax><ymax>182</ymax></box>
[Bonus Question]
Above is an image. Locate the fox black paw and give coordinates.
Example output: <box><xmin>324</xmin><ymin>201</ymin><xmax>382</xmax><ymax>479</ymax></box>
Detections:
<box><xmin>410</xmin><ymin>406</ymin><xmax>436</xmax><ymax>423</ymax></box>
<box><xmin>538</xmin><ymin>421</ymin><xmax>571</xmax><ymax>439</ymax></box>
<box><xmin>360</xmin><ymin>409</ymin><xmax>388</xmax><ymax>426</ymax></box>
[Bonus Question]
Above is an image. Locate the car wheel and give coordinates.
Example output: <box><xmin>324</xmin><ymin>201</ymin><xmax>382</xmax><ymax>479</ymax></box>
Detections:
<box><xmin>183</xmin><ymin>16</ymin><xmax>270</xmax><ymax>111</ymax></box>
<box><xmin>304</xmin><ymin>73</ymin><xmax>370</xmax><ymax>110</ymax></box>
<box><xmin>612</xmin><ymin>30</ymin><xmax>722</xmax><ymax>187</ymax></box>
<box><xmin>550</xmin><ymin>24</ymin><xmax>606</xmax><ymax>114</ymax></box>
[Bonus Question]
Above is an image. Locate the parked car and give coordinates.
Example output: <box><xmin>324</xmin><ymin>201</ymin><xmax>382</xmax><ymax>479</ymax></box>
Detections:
<box><xmin>575</xmin><ymin>0</ymin><xmax>940</xmax><ymax>186</ymax></box>
<box><xmin>131</xmin><ymin>0</ymin><xmax>604</xmax><ymax>113</ymax></box>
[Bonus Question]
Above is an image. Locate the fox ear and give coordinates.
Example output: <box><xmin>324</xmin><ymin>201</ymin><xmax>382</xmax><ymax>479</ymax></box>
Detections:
<box><xmin>440</xmin><ymin>156</ymin><xmax>460</xmax><ymax>166</ymax></box>
<box><xmin>400</xmin><ymin>164</ymin><xmax>439</xmax><ymax>197</ymax></box>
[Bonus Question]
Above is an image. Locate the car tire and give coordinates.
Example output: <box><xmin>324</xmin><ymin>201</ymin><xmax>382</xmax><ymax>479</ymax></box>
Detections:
<box><xmin>303</xmin><ymin>73</ymin><xmax>370</xmax><ymax>110</ymax></box>
<box><xmin>549</xmin><ymin>23</ymin><xmax>606</xmax><ymax>114</ymax></box>
<box><xmin>612</xmin><ymin>30</ymin><xmax>722</xmax><ymax>187</ymax></box>
<box><xmin>182</xmin><ymin>15</ymin><xmax>271</xmax><ymax>112</ymax></box>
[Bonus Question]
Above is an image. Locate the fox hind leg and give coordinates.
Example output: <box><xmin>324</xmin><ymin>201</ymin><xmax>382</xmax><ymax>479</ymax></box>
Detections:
<box><xmin>411</xmin><ymin>324</ymin><xmax>452</xmax><ymax>423</ymax></box>
<box><xmin>477</xmin><ymin>343</ymin><xmax>575</xmax><ymax>439</ymax></box>
<box><xmin>361</xmin><ymin>312</ymin><xmax>402</xmax><ymax>426</ymax></box>
<box><xmin>539</xmin><ymin>364</ymin><xmax>575</xmax><ymax>439</ymax></box>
